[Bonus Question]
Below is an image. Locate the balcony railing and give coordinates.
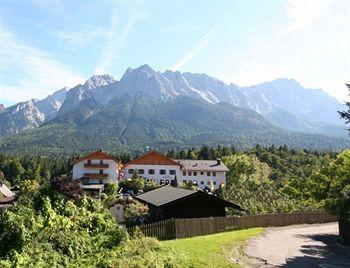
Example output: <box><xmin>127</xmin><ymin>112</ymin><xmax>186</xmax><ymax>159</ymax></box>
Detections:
<box><xmin>84</xmin><ymin>163</ymin><xmax>109</xmax><ymax>168</ymax></box>
<box><xmin>83</xmin><ymin>173</ymin><xmax>108</xmax><ymax>179</ymax></box>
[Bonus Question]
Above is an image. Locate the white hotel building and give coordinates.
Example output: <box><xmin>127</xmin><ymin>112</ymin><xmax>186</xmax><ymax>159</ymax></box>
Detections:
<box><xmin>72</xmin><ymin>150</ymin><xmax>120</xmax><ymax>185</ymax></box>
<box><xmin>122</xmin><ymin>150</ymin><xmax>228</xmax><ymax>189</ymax></box>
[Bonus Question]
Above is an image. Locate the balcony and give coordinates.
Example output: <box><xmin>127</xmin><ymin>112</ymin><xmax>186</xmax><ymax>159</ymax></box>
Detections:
<box><xmin>84</xmin><ymin>163</ymin><xmax>109</xmax><ymax>168</ymax></box>
<box><xmin>83</xmin><ymin>173</ymin><xmax>108</xmax><ymax>179</ymax></box>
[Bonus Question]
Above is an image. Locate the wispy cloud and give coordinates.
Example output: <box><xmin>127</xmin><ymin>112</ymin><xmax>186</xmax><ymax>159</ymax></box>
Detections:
<box><xmin>94</xmin><ymin>5</ymin><xmax>150</xmax><ymax>74</ymax></box>
<box><xmin>285</xmin><ymin>0</ymin><xmax>329</xmax><ymax>32</ymax></box>
<box><xmin>170</xmin><ymin>27</ymin><xmax>216</xmax><ymax>71</ymax></box>
<box><xmin>33</xmin><ymin>0</ymin><xmax>68</xmax><ymax>16</ymax></box>
<box><xmin>57</xmin><ymin>26</ymin><xmax>108</xmax><ymax>47</ymax></box>
<box><xmin>227</xmin><ymin>0</ymin><xmax>350</xmax><ymax>101</ymax></box>
<box><xmin>2</xmin><ymin>30</ymin><xmax>85</xmax><ymax>104</ymax></box>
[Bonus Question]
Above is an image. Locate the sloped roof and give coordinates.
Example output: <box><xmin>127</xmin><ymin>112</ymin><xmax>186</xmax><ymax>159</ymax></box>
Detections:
<box><xmin>135</xmin><ymin>186</ymin><xmax>242</xmax><ymax>210</ymax></box>
<box><xmin>135</xmin><ymin>186</ymin><xmax>194</xmax><ymax>206</ymax></box>
<box><xmin>0</xmin><ymin>196</ymin><xmax>15</xmax><ymax>204</ymax></box>
<box><xmin>125</xmin><ymin>150</ymin><xmax>180</xmax><ymax>166</ymax></box>
<box><xmin>177</xmin><ymin>159</ymin><xmax>229</xmax><ymax>172</ymax></box>
<box><xmin>72</xmin><ymin>150</ymin><xmax>119</xmax><ymax>164</ymax></box>
<box><xmin>0</xmin><ymin>183</ymin><xmax>15</xmax><ymax>198</ymax></box>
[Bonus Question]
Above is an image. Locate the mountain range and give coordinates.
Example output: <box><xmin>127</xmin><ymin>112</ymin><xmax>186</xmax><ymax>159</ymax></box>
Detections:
<box><xmin>0</xmin><ymin>64</ymin><xmax>347</xmax><ymax>155</ymax></box>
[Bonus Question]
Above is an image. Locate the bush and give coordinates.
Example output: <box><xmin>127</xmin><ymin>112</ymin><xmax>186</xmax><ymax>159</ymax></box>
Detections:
<box><xmin>51</xmin><ymin>176</ymin><xmax>83</xmax><ymax>201</ymax></box>
<box><xmin>0</xmin><ymin>195</ymin><xmax>128</xmax><ymax>266</ymax></box>
<box><xmin>92</xmin><ymin>237</ymin><xmax>184</xmax><ymax>268</ymax></box>
<box><xmin>124</xmin><ymin>200</ymin><xmax>149</xmax><ymax>223</ymax></box>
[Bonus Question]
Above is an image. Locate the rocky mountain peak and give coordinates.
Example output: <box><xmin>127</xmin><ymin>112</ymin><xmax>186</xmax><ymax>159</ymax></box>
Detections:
<box><xmin>84</xmin><ymin>74</ymin><xmax>116</xmax><ymax>89</ymax></box>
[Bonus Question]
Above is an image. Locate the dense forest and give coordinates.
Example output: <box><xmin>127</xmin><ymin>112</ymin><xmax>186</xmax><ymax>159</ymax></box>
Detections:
<box><xmin>0</xmin><ymin>145</ymin><xmax>336</xmax><ymax>213</ymax></box>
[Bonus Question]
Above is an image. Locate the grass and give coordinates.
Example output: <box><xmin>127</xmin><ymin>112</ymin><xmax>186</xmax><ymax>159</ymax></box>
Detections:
<box><xmin>162</xmin><ymin>227</ymin><xmax>264</xmax><ymax>268</ymax></box>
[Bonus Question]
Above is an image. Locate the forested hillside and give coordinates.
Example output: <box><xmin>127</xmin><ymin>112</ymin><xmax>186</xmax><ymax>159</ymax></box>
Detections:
<box><xmin>0</xmin><ymin>96</ymin><xmax>348</xmax><ymax>157</ymax></box>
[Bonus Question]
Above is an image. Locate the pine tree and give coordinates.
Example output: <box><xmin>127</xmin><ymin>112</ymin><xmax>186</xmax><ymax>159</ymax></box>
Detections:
<box><xmin>339</xmin><ymin>84</ymin><xmax>350</xmax><ymax>130</ymax></box>
<box><xmin>171</xmin><ymin>175</ymin><xmax>178</xmax><ymax>187</ymax></box>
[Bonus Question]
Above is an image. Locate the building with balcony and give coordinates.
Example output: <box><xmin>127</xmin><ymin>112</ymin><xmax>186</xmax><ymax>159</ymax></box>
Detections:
<box><xmin>72</xmin><ymin>150</ymin><xmax>120</xmax><ymax>185</ymax></box>
<box><xmin>122</xmin><ymin>150</ymin><xmax>228</xmax><ymax>190</ymax></box>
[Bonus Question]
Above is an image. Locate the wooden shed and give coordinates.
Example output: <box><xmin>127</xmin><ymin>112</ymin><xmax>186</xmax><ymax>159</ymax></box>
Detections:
<box><xmin>135</xmin><ymin>186</ymin><xmax>242</xmax><ymax>221</ymax></box>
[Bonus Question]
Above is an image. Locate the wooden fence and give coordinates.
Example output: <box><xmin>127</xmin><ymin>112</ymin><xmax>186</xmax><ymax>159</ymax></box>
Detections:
<box><xmin>127</xmin><ymin>212</ymin><xmax>337</xmax><ymax>240</ymax></box>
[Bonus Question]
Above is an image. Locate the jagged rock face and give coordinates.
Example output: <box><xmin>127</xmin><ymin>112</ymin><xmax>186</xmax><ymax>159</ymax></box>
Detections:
<box><xmin>0</xmin><ymin>100</ymin><xmax>44</xmax><ymax>135</ymax></box>
<box><xmin>0</xmin><ymin>104</ymin><xmax>5</xmax><ymax>112</ymax></box>
<box><xmin>0</xmin><ymin>88</ymin><xmax>67</xmax><ymax>135</ymax></box>
<box><xmin>58</xmin><ymin>75</ymin><xmax>117</xmax><ymax>115</ymax></box>
<box><xmin>243</xmin><ymin>78</ymin><xmax>343</xmax><ymax>125</ymax></box>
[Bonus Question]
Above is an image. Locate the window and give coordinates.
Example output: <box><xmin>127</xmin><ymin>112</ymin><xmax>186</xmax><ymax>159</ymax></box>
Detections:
<box><xmin>201</xmin><ymin>172</ymin><xmax>204</xmax><ymax>175</ymax></box>
<box><xmin>148</xmin><ymin>169</ymin><xmax>155</xmax><ymax>174</ymax></box>
<box><xmin>165</xmin><ymin>180</ymin><xmax>170</xmax><ymax>185</ymax></box>
<box><xmin>128</xmin><ymin>169</ymin><xmax>134</xmax><ymax>174</ymax></box>
<box><xmin>193</xmin><ymin>180</ymin><xmax>198</xmax><ymax>186</ymax></box>
<box><xmin>99</xmin><ymin>169</ymin><xmax>103</xmax><ymax>174</ymax></box>
<box><xmin>159</xmin><ymin>169</ymin><xmax>166</xmax><ymax>175</ymax></box>
<box><xmin>188</xmin><ymin>171</ymin><xmax>192</xmax><ymax>176</ymax></box>
<box><xmin>170</xmin><ymin>170</ymin><xmax>176</xmax><ymax>175</ymax></box>
<box><xmin>160</xmin><ymin>179</ymin><xmax>164</xmax><ymax>185</ymax></box>
<box><xmin>87</xmin><ymin>159</ymin><xmax>91</xmax><ymax>164</ymax></box>
<box><xmin>207</xmin><ymin>181</ymin><xmax>211</xmax><ymax>185</ymax></box>
<box><xmin>182</xmin><ymin>180</ymin><xmax>186</xmax><ymax>184</ymax></box>
<box><xmin>138</xmin><ymin>169</ymin><xmax>144</xmax><ymax>175</ymax></box>
<box><xmin>207</xmin><ymin>172</ymin><xmax>211</xmax><ymax>176</ymax></box>
<box><xmin>100</xmin><ymin>160</ymin><xmax>103</xmax><ymax>164</ymax></box>
<box><xmin>213</xmin><ymin>181</ymin><xmax>217</xmax><ymax>185</ymax></box>
<box><xmin>193</xmin><ymin>171</ymin><xmax>197</xmax><ymax>176</ymax></box>
<box><xmin>183</xmin><ymin>171</ymin><xmax>186</xmax><ymax>176</ymax></box>
<box><xmin>213</xmin><ymin>172</ymin><xmax>216</xmax><ymax>177</ymax></box>
<box><xmin>201</xmin><ymin>181</ymin><xmax>204</xmax><ymax>185</ymax></box>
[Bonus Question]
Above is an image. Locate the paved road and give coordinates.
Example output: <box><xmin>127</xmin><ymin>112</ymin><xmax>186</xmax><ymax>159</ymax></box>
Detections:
<box><xmin>245</xmin><ymin>223</ymin><xmax>350</xmax><ymax>267</ymax></box>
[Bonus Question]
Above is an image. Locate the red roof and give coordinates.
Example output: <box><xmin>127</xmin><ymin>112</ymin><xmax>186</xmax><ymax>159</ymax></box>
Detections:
<box><xmin>72</xmin><ymin>150</ymin><xmax>119</xmax><ymax>165</ymax></box>
<box><xmin>124</xmin><ymin>150</ymin><xmax>180</xmax><ymax>166</ymax></box>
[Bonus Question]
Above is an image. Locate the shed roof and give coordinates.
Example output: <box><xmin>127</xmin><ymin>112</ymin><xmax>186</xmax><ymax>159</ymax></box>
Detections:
<box><xmin>177</xmin><ymin>159</ymin><xmax>229</xmax><ymax>172</ymax></box>
<box><xmin>135</xmin><ymin>186</ymin><xmax>242</xmax><ymax>210</ymax></box>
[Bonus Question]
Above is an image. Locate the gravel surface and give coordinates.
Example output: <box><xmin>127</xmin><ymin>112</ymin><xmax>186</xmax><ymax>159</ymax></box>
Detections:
<box><xmin>245</xmin><ymin>222</ymin><xmax>350</xmax><ymax>267</ymax></box>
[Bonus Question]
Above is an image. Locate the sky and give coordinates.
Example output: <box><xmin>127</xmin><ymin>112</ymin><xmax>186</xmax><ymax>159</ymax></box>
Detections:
<box><xmin>0</xmin><ymin>0</ymin><xmax>349</xmax><ymax>107</ymax></box>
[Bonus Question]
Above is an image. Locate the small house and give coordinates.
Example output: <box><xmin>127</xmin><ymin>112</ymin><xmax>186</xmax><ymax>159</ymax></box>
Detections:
<box><xmin>0</xmin><ymin>181</ymin><xmax>15</xmax><ymax>210</ymax></box>
<box><xmin>72</xmin><ymin>150</ymin><xmax>120</xmax><ymax>185</ymax></box>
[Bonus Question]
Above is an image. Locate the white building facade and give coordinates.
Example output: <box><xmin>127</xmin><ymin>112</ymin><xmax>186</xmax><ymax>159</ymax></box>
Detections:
<box><xmin>123</xmin><ymin>151</ymin><xmax>228</xmax><ymax>190</ymax></box>
<box><xmin>72</xmin><ymin>151</ymin><xmax>120</xmax><ymax>185</ymax></box>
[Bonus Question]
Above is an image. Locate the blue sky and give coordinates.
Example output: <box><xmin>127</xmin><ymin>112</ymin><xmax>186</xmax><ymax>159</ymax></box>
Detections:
<box><xmin>1</xmin><ymin>0</ymin><xmax>349</xmax><ymax>106</ymax></box>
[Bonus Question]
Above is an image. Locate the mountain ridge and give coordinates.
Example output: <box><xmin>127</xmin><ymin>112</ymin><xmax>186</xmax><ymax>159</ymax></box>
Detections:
<box><xmin>0</xmin><ymin>64</ymin><xmax>347</xmax><ymax>155</ymax></box>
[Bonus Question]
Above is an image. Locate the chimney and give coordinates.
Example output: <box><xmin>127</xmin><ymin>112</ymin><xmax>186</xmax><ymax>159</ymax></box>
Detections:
<box><xmin>216</xmin><ymin>158</ymin><xmax>221</xmax><ymax>165</ymax></box>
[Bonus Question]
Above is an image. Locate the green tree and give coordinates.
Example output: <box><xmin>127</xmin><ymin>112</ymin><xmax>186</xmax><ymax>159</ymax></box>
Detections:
<box><xmin>309</xmin><ymin>150</ymin><xmax>350</xmax><ymax>245</ymax></box>
<box><xmin>339</xmin><ymin>83</ymin><xmax>350</xmax><ymax>130</ymax></box>
<box><xmin>171</xmin><ymin>175</ymin><xmax>178</xmax><ymax>187</ymax></box>
<box><xmin>222</xmin><ymin>154</ymin><xmax>299</xmax><ymax>215</ymax></box>
<box><xmin>120</xmin><ymin>170</ymin><xmax>145</xmax><ymax>194</ymax></box>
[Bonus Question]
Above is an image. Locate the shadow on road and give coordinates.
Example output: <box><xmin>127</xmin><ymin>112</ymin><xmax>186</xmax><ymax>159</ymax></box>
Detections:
<box><xmin>279</xmin><ymin>233</ymin><xmax>350</xmax><ymax>268</ymax></box>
